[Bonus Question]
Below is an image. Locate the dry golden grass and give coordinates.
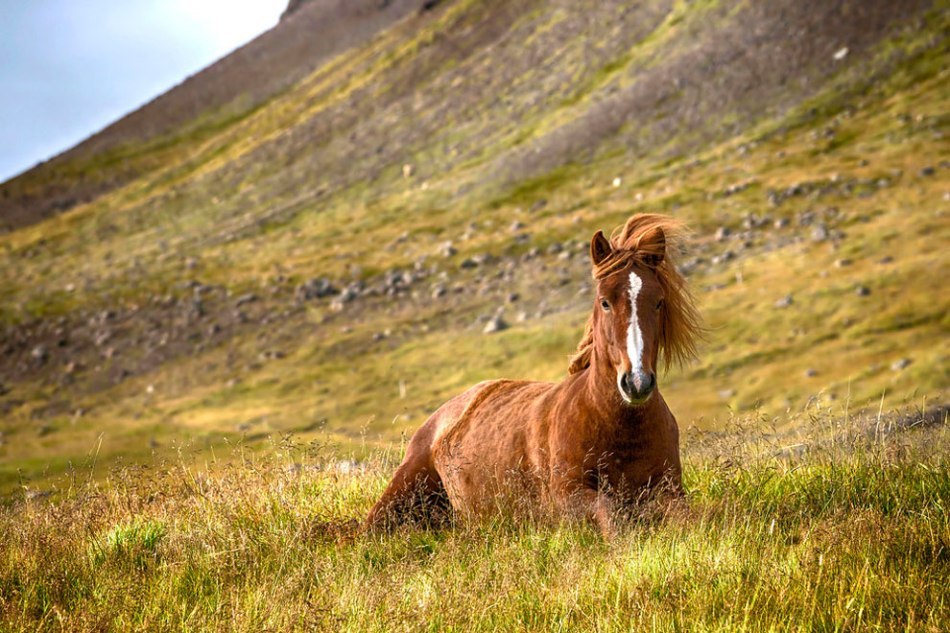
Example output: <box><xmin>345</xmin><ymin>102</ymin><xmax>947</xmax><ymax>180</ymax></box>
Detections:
<box><xmin>1</xmin><ymin>406</ymin><xmax>947</xmax><ymax>631</ymax></box>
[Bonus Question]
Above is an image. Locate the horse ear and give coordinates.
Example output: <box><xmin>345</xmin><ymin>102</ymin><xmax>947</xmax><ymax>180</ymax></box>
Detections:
<box><xmin>637</xmin><ymin>226</ymin><xmax>666</xmax><ymax>268</ymax></box>
<box><xmin>590</xmin><ymin>230</ymin><xmax>612</xmax><ymax>266</ymax></box>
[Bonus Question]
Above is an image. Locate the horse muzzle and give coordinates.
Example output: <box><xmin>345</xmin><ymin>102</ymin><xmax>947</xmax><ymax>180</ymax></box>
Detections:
<box><xmin>618</xmin><ymin>370</ymin><xmax>655</xmax><ymax>404</ymax></box>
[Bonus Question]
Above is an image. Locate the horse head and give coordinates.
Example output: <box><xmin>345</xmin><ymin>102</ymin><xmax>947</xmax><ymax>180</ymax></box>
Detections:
<box><xmin>589</xmin><ymin>226</ymin><xmax>667</xmax><ymax>404</ymax></box>
<box><xmin>568</xmin><ymin>214</ymin><xmax>702</xmax><ymax>405</ymax></box>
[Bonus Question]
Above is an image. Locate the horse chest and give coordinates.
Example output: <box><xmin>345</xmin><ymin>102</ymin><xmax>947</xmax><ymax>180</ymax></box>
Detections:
<box><xmin>590</xmin><ymin>425</ymin><xmax>673</xmax><ymax>492</ymax></box>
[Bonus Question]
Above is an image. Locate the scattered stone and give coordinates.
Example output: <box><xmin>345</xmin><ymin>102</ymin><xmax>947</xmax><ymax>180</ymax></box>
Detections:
<box><xmin>93</xmin><ymin>329</ymin><xmax>112</xmax><ymax>347</ymax></box>
<box><xmin>742</xmin><ymin>213</ymin><xmax>768</xmax><ymax>230</ymax></box>
<box><xmin>546</xmin><ymin>242</ymin><xmax>563</xmax><ymax>255</ymax></box>
<box><xmin>510</xmin><ymin>220</ymin><xmax>524</xmax><ymax>232</ymax></box>
<box><xmin>30</xmin><ymin>345</ymin><xmax>49</xmax><ymax>365</ymax></box>
<box><xmin>431</xmin><ymin>284</ymin><xmax>447</xmax><ymax>299</ymax></box>
<box><xmin>811</xmin><ymin>224</ymin><xmax>830</xmax><ymax>242</ymax></box>
<box><xmin>459</xmin><ymin>258</ymin><xmax>478</xmax><ymax>270</ymax></box>
<box><xmin>507</xmin><ymin>292</ymin><xmax>520</xmax><ymax>303</ymax></box>
<box><xmin>381</xmin><ymin>269</ymin><xmax>414</xmax><ymax>295</ymax></box>
<box><xmin>472</xmin><ymin>253</ymin><xmax>494</xmax><ymax>267</ymax></box>
<box><xmin>259</xmin><ymin>350</ymin><xmax>285</xmax><ymax>361</ymax></box>
<box><xmin>715</xmin><ymin>226</ymin><xmax>731</xmax><ymax>242</ymax></box>
<box><xmin>612</xmin><ymin>177</ymin><xmax>622</xmax><ymax>188</ymax></box>
<box><xmin>516</xmin><ymin>311</ymin><xmax>529</xmax><ymax>323</ymax></box>
<box><xmin>855</xmin><ymin>285</ymin><xmax>871</xmax><ymax>297</ymax></box>
<box><xmin>804</xmin><ymin>368</ymin><xmax>818</xmax><ymax>377</ymax></box>
<box><xmin>919</xmin><ymin>166</ymin><xmax>935</xmax><ymax>177</ymax></box>
<box><xmin>723</xmin><ymin>181</ymin><xmax>752</xmax><ymax>197</ymax></box>
<box><xmin>890</xmin><ymin>358</ymin><xmax>912</xmax><ymax>371</ymax></box>
<box><xmin>483</xmin><ymin>313</ymin><xmax>509</xmax><ymax>334</ymax></box>
<box><xmin>339</xmin><ymin>284</ymin><xmax>361</xmax><ymax>303</ymax></box>
<box><xmin>774</xmin><ymin>295</ymin><xmax>793</xmax><ymax>309</ymax></box>
<box><xmin>437</xmin><ymin>241</ymin><xmax>457</xmax><ymax>257</ymax></box>
<box><xmin>234</xmin><ymin>293</ymin><xmax>258</xmax><ymax>307</ymax></box>
<box><xmin>718</xmin><ymin>389</ymin><xmax>736</xmax><ymax>400</ymax></box>
<box><xmin>796</xmin><ymin>210</ymin><xmax>816</xmax><ymax>226</ymax></box>
<box><xmin>878</xmin><ymin>255</ymin><xmax>894</xmax><ymax>264</ymax></box>
<box><xmin>835</xmin><ymin>258</ymin><xmax>853</xmax><ymax>268</ymax></box>
<box><xmin>295</xmin><ymin>278</ymin><xmax>338</xmax><ymax>302</ymax></box>
<box><xmin>711</xmin><ymin>250</ymin><xmax>735</xmax><ymax>265</ymax></box>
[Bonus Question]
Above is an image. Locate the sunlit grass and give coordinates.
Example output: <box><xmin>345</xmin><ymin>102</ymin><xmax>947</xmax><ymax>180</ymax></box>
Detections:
<box><xmin>1</xmin><ymin>408</ymin><xmax>947</xmax><ymax>631</ymax></box>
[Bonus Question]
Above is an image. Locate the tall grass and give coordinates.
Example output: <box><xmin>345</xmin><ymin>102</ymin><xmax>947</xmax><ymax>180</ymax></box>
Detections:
<box><xmin>1</xmin><ymin>406</ymin><xmax>947</xmax><ymax>631</ymax></box>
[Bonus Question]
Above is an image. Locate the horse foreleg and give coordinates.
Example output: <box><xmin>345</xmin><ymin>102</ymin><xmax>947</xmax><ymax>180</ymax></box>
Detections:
<box><xmin>364</xmin><ymin>458</ymin><xmax>448</xmax><ymax>531</ymax></box>
<box><xmin>364</xmin><ymin>420</ymin><xmax>450</xmax><ymax>531</ymax></box>
<box><xmin>552</xmin><ymin>482</ymin><xmax>616</xmax><ymax>539</ymax></box>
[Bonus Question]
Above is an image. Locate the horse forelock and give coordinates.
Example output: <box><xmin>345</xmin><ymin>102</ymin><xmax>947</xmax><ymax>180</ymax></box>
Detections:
<box><xmin>568</xmin><ymin>214</ymin><xmax>703</xmax><ymax>375</ymax></box>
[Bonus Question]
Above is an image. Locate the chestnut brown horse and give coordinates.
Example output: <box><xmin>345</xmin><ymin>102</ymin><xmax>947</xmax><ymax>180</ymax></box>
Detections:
<box><xmin>365</xmin><ymin>214</ymin><xmax>702</xmax><ymax>534</ymax></box>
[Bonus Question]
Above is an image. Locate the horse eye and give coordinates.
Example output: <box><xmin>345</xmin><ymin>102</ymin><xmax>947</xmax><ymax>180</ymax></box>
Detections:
<box><xmin>600</xmin><ymin>298</ymin><xmax>611</xmax><ymax>311</ymax></box>
<box><xmin>656</xmin><ymin>299</ymin><xmax>665</xmax><ymax>311</ymax></box>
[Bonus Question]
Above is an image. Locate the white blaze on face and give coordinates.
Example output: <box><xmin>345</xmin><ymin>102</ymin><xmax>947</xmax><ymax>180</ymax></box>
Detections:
<box><xmin>625</xmin><ymin>270</ymin><xmax>645</xmax><ymax>389</ymax></box>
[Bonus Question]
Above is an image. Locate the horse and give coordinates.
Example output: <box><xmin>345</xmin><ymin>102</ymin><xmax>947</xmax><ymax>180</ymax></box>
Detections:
<box><xmin>365</xmin><ymin>213</ymin><xmax>702</xmax><ymax>535</ymax></box>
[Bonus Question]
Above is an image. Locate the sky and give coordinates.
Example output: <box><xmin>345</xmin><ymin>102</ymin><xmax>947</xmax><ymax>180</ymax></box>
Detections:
<box><xmin>0</xmin><ymin>0</ymin><xmax>288</xmax><ymax>183</ymax></box>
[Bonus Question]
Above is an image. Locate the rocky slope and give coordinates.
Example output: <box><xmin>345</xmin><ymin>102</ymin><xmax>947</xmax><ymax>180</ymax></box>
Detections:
<box><xmin>0</xmin><ymin>0</ymin><xmax>946</xmax><ymax>495</ymax></box>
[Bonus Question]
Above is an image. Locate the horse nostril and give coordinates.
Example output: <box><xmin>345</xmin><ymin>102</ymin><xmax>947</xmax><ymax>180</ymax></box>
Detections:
<box><xmin>644</xmin><ymin>372</ymin><xmax>656</xmax><ymax>393</ymax></box>
<box><xmin>620</xmin><ymin>372</ymin><xmax>634</xmax><ymax>396</ymax></box>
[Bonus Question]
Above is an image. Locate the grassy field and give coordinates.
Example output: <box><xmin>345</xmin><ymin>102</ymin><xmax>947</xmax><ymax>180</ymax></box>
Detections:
<box><xmin>1</xmin><ymin>405</ymin><xmax>947</xmax><ymax>631</ymax></box>
<box><xmin>0</xmin><ymin>2</ymin><xmax>948</xmax><ymax>627</ymax></box>
<box><xmin>2</xmin><ymin>55</ymin><xmax>946</xmax><ymax>494</ymax></box>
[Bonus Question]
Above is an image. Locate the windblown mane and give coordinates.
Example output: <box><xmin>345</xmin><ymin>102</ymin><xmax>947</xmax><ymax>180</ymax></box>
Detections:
<box><xmin>568</xmin><ymin>214</ymin><xmax>703</xmax><ymax>374</ymax></box>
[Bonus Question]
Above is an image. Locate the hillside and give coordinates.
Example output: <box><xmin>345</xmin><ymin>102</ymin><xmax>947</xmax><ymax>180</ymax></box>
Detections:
<box><xmin>0</xmin><ymin>0</ymin><xmax>948</xmax><ymax>497</ymax></box>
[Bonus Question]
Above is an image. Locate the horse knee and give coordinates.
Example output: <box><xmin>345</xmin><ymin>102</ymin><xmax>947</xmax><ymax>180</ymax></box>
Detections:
<box><xmin>365</xmin><ymin>456</ymin><xmax>449</xmax><ymax>530</ymax></box>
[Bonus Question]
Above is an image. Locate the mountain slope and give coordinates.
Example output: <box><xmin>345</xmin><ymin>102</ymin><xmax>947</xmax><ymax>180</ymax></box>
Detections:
<box><xmin>0</xmin><ymin>0</ymin><xmax>947</xmax><ymax>495</ymax></box>
<box><xmin>0</xmin><ymin>0</ymin><xmax>432</xmax><ymax>231</ymax></box>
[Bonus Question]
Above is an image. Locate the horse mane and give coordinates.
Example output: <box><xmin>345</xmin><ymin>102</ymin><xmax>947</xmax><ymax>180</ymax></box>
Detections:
<box><xmin>568</xmin><ymin>213</ymin><xmax>703</xmax><ymax>375</ymax></box>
